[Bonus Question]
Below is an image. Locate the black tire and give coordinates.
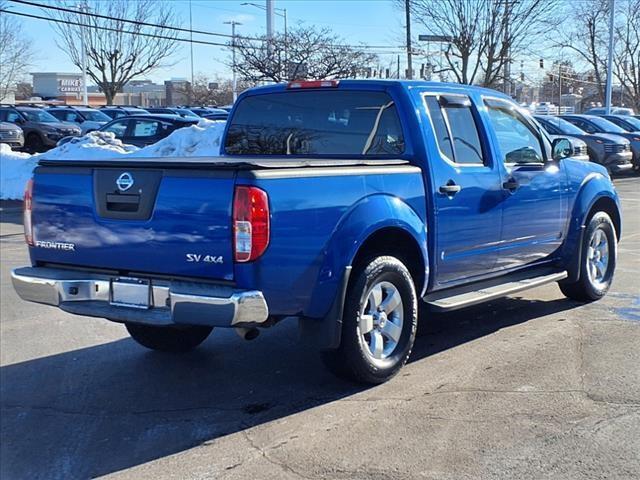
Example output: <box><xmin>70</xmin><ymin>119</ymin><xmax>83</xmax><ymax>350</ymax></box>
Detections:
<box><xmin>559</xmin><ymin>211</ymin><xmax>617</xmax><ymax>302</ymax></box>
<box><xmin>25</xmin><ymin>133</ymin><xmax>44</xmax><ymax>153</ymax></box>
<box><xmin>321</xmin><ymin>256</ymin><xmax>418</xmax><ymax>384</ymax></box>
<box><xmin>125</xmin><ymin>323</ymin><xmax>213</xmax><ymax>353</ymax></box>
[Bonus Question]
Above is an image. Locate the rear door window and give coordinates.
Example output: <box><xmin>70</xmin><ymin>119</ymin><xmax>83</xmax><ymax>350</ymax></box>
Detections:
<box><xmin>225</xmin><ymin>90</ymin><xmax>405</xmax><ymax>156</ymax></box>
<box><xmin>131</xmin><ymin>120</ymin><xmax>160</xmax><ymax>138</ymax></box>
<box><xmin>425</xmin><ymin>94</ymin><xmax>485</xmax><ymax>165</ymax></box>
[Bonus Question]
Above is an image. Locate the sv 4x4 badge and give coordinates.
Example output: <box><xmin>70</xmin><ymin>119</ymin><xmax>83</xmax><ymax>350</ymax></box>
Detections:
<box><xmin>186</xmin><ymin>254</ymin><xmax>224</xmax><ymax>264</ymax></box>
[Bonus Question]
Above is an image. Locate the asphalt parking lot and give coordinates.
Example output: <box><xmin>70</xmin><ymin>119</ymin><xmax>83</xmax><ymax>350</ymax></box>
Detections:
<box><xmin>1</xmin><ymin>177</ymin><xmax>639</xmax><ymax>480</ymax></box>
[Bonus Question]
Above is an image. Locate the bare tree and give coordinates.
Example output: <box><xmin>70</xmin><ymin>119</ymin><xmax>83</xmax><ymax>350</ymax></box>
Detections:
<box><xmin>233</xmin><ymin>26</ymin><xmax>378</xmax><ymax>83</ymax></box>
<box><xmin>408</xmin><ymin>0</ymin><xmax>559</xmax><ymax>87</ymax></box>
<box><xmin>559</xmin><ymin>0</ymin><xmax>640</xmax><ymax>110</ymax></box>
<box><xmin>48</xmin><ymin>0</ymin><xmax>180</xmax><ymax>104</ymax></box>
<box><xmin>0</xmin><ymin>1</ymin><xmax>35</xmax><ymax>101</ymax></box>
<box><xmin>175</xmin><ymin>75</ymin><xmax>258</xmax><ymax>106</ymax></box>
<box><xmin>559</xmin><ymin>0</ymin><xmax>609</xmax><ymax>103</ymax></box>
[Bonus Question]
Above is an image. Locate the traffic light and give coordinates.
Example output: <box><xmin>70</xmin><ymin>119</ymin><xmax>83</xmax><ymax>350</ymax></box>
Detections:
<box><xmin>540</xmin><ymin>59</ymin><xmax>544</xmax><ymax>69</ymax></box>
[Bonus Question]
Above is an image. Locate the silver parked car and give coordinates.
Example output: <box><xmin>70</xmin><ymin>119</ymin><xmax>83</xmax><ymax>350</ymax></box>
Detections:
<box><xmin>0</xmin><ymin>121</ymin><xmax>24</xmax><ymax>150</ymax></box>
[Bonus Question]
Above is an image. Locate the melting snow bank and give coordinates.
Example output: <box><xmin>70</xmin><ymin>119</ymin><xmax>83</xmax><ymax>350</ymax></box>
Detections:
<box><xmin>0</xmin><ymin>119</ymin><xmax>226</xmax><ymax>199</ymax></box>
<box><xmin>0</xmin><ymin>145</ymin><xmax>36</xmax><ymax>200</ymax></box>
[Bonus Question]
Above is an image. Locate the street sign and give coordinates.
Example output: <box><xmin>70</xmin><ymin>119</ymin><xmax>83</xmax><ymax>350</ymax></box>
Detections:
<box><xmin>418</xmin><ymin>34</ymin><xmax>453</xmax><ymax>42</ymax></box>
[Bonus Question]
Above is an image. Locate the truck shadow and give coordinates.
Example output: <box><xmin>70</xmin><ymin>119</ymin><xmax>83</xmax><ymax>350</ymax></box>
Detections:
<box><xmin>0</xmin><ymin>295</ymin><xmax>580</xmax><ymax>479</ymax></box>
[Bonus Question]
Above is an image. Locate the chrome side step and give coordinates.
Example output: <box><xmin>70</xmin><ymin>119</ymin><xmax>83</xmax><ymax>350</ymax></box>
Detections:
<box><xmin>424</xmin><ymin>270</ymin><xmax>568</xmax><ymax>312</ymax></box>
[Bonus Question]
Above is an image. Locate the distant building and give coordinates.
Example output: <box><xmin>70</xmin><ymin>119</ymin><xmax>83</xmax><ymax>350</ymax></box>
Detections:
<box><xmin>165</xmin><ymin>79</ymin><xmax>190</xmax><ymax>106</ymax></box>
<box><xmin>31</xmin><ymin>72</ymin><xmax>84</xmax><ymax>99</ymax></box>
<box><xmin>27</xmin><ymin>73</ymin><xmax>182</xmax><ymax>107</ymax></box>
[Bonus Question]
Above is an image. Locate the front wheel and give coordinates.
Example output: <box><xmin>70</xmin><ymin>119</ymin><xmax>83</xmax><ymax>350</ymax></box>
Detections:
<box><xmin>26</xmin><ymin>133</ymin><xmax>44</xmax><ymax>153</ymax></box>
<box><xmin>321</xmin><ymin>256</ymin><xmax>418</xmax><ymax>384</ymax></box>
<box><xmin>559</xmin><ymin>211</ymin><xmax>617</xmax><ymax>301</ymax></box>
<box><xmin>125</xmin><ymin>323</ymin><xmax>213</xmax><ymax>353</ymax></box>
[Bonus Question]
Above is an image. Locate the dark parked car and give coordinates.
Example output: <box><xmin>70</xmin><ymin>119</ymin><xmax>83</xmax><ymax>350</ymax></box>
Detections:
<box><xmin>146</xmin><ymin>107</ymin><xmax>200</xmax><ymax>120</ymax></box>
<box><xmin>47</xmin><ymin>106</ymin><xmax>112</xmax><ymax>134</ymax></box>
<box><xmin>99</xmin><ymin>106</ymin><xmax>150</xmax><ymax>120</ymax></box>
<box><xmin>185</xmin><ymin>106</ymin><xmax>228</xmax><ymax>117</ymax></box>
<box><xmin>0</xmin><ymin>105</ymin><xmax>81</xmax><ymax>152</ymax></box>
<box><xmin>0</xmin><ymin>121</ymin><xmax>24</xmax><ymax>150</ymax></box>
<box><xmin>202</xmin><ymin>112</ymin><xmax>229</xmax><ymax>121</ymax></box>
<box><xmin>561</xmin><ymin>114</ymin><xmax>639</xmax><ymax>172</ymax></box>
<box><xmin>535</xmin><ymin>115</ymin><xmax>633</xmax><ymax>174</ymax></box>
<box><xmin>59</xmin><ymin>114</ymin><xmax>199</xmax><ymax>148</ymax></box>
<box><xmin>599</xmin><ymin>114</ymin><xmax>640</xmax><ymax>133</ymax></box>
<box><xmin>584</xmin><ymin>106</ymin><xmax>634</xmax><ymax>116</ymax></box>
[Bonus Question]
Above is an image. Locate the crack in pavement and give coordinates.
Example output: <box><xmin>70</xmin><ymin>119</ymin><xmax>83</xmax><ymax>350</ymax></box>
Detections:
<box><xmin>239</xmin><ymin>428</ymin><xmax>315</xmax><ymax>480</ymax></box>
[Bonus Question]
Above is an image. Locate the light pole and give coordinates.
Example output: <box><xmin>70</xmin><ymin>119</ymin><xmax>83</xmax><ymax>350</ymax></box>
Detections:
<box><xmin>405</xmin><ymin>0</ymin><xmax>412</xmax><ymax>79</ymax></box>
<box><xmin>241</xmin><ymin>3</ymin><xmax>287</xmax><ymax>76</ymax></box>
<box><xmin>266</xmin><ymin>0</ymin><xmax>274</xmax><ymax>41</ymax></box>
<box><xmin>224</xmin><ymin>21</ymin><xmax>242</xmax><ymax>102</ymax></box>
<box><xmin>604</xmin><ymin>0</ymin><xmax>616</xmax><ymax>114</ymax></box>
<box><xmin>78</xmin><ymin>2</ymin><xmax>89</xmax><ymax>105</ymax></box>
<box><xmin>189</xmin><ymin>0</ymin><xmax>194</xmax><ymax>103</ymax></box>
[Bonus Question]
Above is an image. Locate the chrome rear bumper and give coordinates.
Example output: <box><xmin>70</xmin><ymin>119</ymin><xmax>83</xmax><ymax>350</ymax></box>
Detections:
<box><xmin>11</xmin><ymin>266</ymin><xmax>269</xmax><ymax>328</ymax></box>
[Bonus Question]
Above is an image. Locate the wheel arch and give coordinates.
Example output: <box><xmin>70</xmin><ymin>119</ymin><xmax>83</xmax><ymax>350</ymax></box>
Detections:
<box><xmin>562</xmin><ymin>173</ymin><xmax>622</xmax><ymax>281</ymax></box>
<box><xmin>300</xmin><ymin>194</ymin><xmax>428</xmax><ymax>350</ymax></box>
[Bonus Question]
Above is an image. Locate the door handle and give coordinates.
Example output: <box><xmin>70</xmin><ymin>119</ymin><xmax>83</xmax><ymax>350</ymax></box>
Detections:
<box><xmin>439</xmin><ymin>181</ymin><xmax>461</xmax><ymax>196</ymax></box>
<box><xmin>502</xmin><ymin>178</ymin><xmax>519</xmax><ymax>192</ymax></box>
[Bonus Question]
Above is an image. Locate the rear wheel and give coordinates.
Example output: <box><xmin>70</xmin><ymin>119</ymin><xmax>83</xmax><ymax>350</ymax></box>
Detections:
<box><xmin>125</xmin><ymin>323</ymin><xmax>213</xmax><ymax>353</ymax></box>
<box><xmin>559</xmin><ymin>212</ymin><xmax>617</xmax><ymax>301</ymax></box>
<box><xmin>321</xmin><ymin>256</ymin><xmax>417</xmax><ymax>384</ymax></box>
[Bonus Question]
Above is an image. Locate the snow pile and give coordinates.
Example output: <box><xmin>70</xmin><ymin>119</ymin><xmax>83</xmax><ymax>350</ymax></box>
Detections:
<box><xmin>0</xmin><ymin>144</ymin><xmax>37</xmax><ymax>200</ymax></box>
<box><xmin>44</xmin><ymin>131</ymin><xmax>140</xmax><ymax>160</ymax></box>
<box><xmin>132</xmin><ymin>120</ymin><xmax>226</xmax><ymax>158</ymax></box>
<box><xmin>0</xmin><ymin>119</ymin><xmax>226</xmax><ymax>199</ymax></box>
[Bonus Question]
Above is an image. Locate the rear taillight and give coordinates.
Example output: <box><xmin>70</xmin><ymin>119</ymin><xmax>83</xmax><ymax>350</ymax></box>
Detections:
<box><xmin>24</xmin><ymin>178</ymin><xmax>34</xmax><ymax>246</ymax></box>
<box><xmin>233</xmin><ymin>186</ymin><xmax>270</xmax><ymax>262</ymax></box>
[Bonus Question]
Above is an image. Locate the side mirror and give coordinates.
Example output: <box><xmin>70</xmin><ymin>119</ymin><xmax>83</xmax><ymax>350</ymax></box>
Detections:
<box><xmin>15</xmin><ymin>117</ymin><xmax>25</xmax><ymax>125</ymax></box>
<box><xmin>552</xmin><ymin>137</ymin><xmax>572</xmax><ymax>161</ymax></box>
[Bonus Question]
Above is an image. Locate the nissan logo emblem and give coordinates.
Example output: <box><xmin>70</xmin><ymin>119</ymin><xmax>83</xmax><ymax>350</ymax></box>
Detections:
<box><xmin>116</xmin><ymin>172</ymin><xmax>134</xmax><ymax>192</ymax></box>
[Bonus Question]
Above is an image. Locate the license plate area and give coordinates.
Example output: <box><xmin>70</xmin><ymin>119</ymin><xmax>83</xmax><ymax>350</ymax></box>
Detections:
<box><xmin>110</xmin><ymin>277</ymin><xmax>151</xmax><ymax>309</ymax></box>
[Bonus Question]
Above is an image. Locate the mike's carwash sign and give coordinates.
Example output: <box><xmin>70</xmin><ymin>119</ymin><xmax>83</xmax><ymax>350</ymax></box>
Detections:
<box><xmin>58</xmin><ymin>78</ymin><xmax>82</xmax><ymax>94</ymax></box>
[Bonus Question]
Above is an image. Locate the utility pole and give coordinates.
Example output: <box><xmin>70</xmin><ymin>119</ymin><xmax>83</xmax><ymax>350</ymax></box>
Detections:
<box><xmin>604</xmin><ymin>0</ymin><xmax>616</xmax><ymax>114</ymax></box>
<box><xmin>405</xmin><ymin>0</ymin><xmax>413</xmax><ymax>79</ymax></box>
<box><xmin>189</xmin><ymin>0</ymin><xmax>194</xmax><ymax>104</ymax></box>
<box><xmin>503</xmin><ymin>0</ymin><xmax>510</xmax><ymax>95</ymax></box>
<box><xmin>266</xmin><ymin>0</ymin><xmax>274</xmax><ymax>41</ymax></box>
<box><xmin>242</xmin><ymin>3</ymin><xmax>286</xmax><ymax>77</ymax></box>
<box><xmin>78</xmin><ymin>2</ymin><xmax>88</xmax><ymax>105</ymax></box>
<box><xmin>558</xmin><ymin>63</ymin><xmax>562</xmax><ymax>114</ymax></box>
<box><xmin>397</xmin><ymin>55</ymin><xmax>401</xmax><ymax>79</ymax></box>
<box><xmin>224</xmin><ymin>21</ymin><xmax>242</xmax><ymax>102</ymax></box>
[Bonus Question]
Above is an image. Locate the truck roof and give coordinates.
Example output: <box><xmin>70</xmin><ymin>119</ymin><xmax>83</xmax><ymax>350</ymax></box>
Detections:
<box><xmin>242</xmin><ymin>79</ymin><xmax>513</xmax><ymax>100</ymax></box>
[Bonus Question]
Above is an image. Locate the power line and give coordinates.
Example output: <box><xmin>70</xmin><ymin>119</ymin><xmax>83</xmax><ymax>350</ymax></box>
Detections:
<box><xmin>0</xmin><ymin>9</ymin><xmax>236</xmax><ymax>48</ymax></box>
<box><xmin>8</xmin><ymin>0</ymin><xmax>249</xmax><ymax>41</ymax></box>
<box><xmin>8</xmin><ymin>0</ymin><xmax>402</xmax><ymax>51</ymax></box>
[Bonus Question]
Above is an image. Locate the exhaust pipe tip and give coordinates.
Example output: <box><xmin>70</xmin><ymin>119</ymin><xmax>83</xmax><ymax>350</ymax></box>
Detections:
<box><xmin>235</xmin><ymin>327</ymin><xmax>260</xmax><ymax>341</ymax></box>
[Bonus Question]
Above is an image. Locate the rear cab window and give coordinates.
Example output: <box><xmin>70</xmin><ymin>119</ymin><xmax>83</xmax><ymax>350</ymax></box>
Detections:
<box><xmin>224</xmin><ymin>90</ymin><xmax>405</xmax><ymax>157</ymax></box>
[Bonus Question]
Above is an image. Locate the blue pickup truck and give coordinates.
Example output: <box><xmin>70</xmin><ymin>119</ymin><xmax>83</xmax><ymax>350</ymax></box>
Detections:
<box><xmin>12</xmin><ymin>80</ymin><xmax>622</xmax><ymax>384</ymax></box>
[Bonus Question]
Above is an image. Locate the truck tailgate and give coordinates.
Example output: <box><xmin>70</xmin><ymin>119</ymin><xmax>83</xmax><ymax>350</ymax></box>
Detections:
<box><xmin>31</xmin><ymin>166</ymin><xmax>235</xmax><ymax>281</ymax></box>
